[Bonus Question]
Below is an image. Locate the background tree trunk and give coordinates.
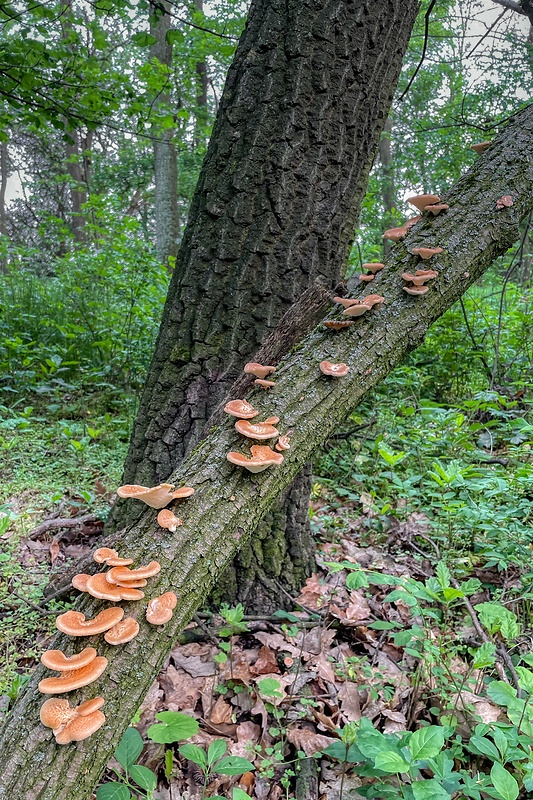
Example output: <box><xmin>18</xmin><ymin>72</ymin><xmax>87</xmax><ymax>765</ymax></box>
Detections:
<box><xmin>109</xmin><ymin>0</ymin><xmax>419</xmax><ymax>611</ymax></box>
<box><xmin>380</xmin><ymin>117</ymin><xmax>396</xmax><ymax>256</ymax></box>
<box><xmin>150</xmin><ymin>0</ymin><xmax>180</xmax><ymax>265</ymax></box>
<box><xmin>2</xmin><ymin>103</ymin><xmax>533</xmax><ymax>799</ymax></box>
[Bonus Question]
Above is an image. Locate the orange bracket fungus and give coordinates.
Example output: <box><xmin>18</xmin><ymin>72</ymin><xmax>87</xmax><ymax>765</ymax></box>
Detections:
<box><xmin>39</xmin><ymin>652</ymin><xmax>108</xmax><ymax>694</ymax></box>
<box><xmin>116</xmin><ymin>483</ymin><xmax>194</xmax><ymax>509</ymax></box>
<box><xmin>275</xmin><ymin>435</ymin><xmax>291</xmax><ymax>451</ymax></box>
<box><xmin>334</xmin><ymin>295</ymin><xmax>363</xmax><ymax>308</ymax></box>
<box><xmin>40</xmin><ymin>697</ymin><xmax>105</xmax><ymax>744</ymax></box>
<box><xmin>157</xmin><ymin>509</ymin><xmax>182</xmax><ymax>532</ymax></box>
<box><xmin>362</xmin><ymin>294</ymin><xmax>385</xmax><ymax>308</ymax></box>
<box><xmin>224</xmin><ymin>399</ymin><xmax>259</xmax><ymax>418</ymax></box>
<box><xmin>358</xmin><ymin>273</ymin><xmax>374</xmax><ymax>282</ymax></box>
<box><xmin>104</xmin><ymin>618</ymin><xmax>140</xmax><ymax>645</ymax></box>
<box><xmin>424</xmin><ymin>202</ymin><xmax>449</xmax><ymax>215</ymax></box>
<box><xmin>94</xmin><ymin>548</ymin><xmax>134</xmax><ymax>567</ymax></box>
<box><xmin>106</xmin><ymin>562</ymin><xmax>161</xmax><ymax>584</ymax></box>
<box><xmin>407</xmin><ymin>193</ymin><xmax>440</xmax><ymax>211</ymax></box>
<box><xmin>319</xmin><ymin>361</ymin><xmax>350</xmax><ymax>377</ymax></box>
<box><xmin>403</xmin><ymin>285</ymin><xmax>430</xmax><ymax>296</ymax></box>
<box><xmin>323</xmin><ymin>320</ymin><xmax>354</xmax><ymax>330</ymax></box>
<box><xmin>410</xmin><ymin>246</ymin><xmax>443</xmax><ymax>260</ymax></box>
<box><xmin>146</xmin><ymin>591</ymin><xmax>178</xmax><ymax>625</ymax></box>
<box><xmin>401</xmin><ymin>270</ymin><xmax>438</xmax><ymax>286</ymax></box>
<box><xmin>227</xmin><ymin>445</ymin><xmax>284</xmax><ymax>473</ymax></box>
<box><xmin>496</xmin><ymin>195</ymin><xmax>513</xmax><ymax>209</ymax></box>
<box><xmin>72</xmin><ymin>573</ymin><xmax>91</xmax><ymax>592</ymax></box>
<box><xmin>235</xmin><ymin>419</ymin><xmax>280</xmax><ymax>440</ymax></box>
<box><xmin>85</xmin><ymin>573</ymin><xmax>145</xmax><ymax>602</ymax></box>
<box><xmin>243</xmin><ymin>362</ymin><xmax>277</xmax><ymax>379</ymax></box>
<box><xmin>343</xmin><ymin>303</ymin><xmax>371</xmax><ymax>317</ymax></box>
<box><xmin>41</xmin><ymin>648</ymin><xmax>98</xmax><ymax>672</ymax></box>
<box><xmin>471</xmin><ymin>141</ymin><xmax>492</xmax><ymax>155</ymax></box>
<box><xmin>254</xmin><ymin>379</ymin><xmax>276</xmax><ymax>388</ymax></box>
<box><xmin>362</xmin><ymin>262</ymin><xmax>384</xmax><ymax>274</ymax></box>
<box><xmin>402</xmin><ymin>215</ymin><xmax>422</xmax><ymax>229</ymax></box>
<box><xmin>382</xmin><ymin>227</ymin><xmax>407</xmax><ymax>242</ymax></box>
<box><xmin>56</xmin><ymin>608</ymin><xmax>124</xmax><ymax>636</ymax></box>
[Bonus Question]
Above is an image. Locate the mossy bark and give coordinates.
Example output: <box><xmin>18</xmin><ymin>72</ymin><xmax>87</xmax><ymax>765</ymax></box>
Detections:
<box><xmin>2</xmin><ymin>104</ymin><xmax>533</xmax><ymax>800</ymax></box>
<box><xmin>109</xmin><ymin>0</ymin><xmax>419</xmax><ymax>611</ymax></box>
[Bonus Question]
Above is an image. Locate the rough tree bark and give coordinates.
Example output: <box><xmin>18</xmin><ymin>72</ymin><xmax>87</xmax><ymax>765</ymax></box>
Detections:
<box><xmin>1</xmin><ymin>103</ymin><xmax>532</xmax><ymax>800</ymax></box>
<box><xmin>109</xmin><ymin>0</ymin><xmax>419</xmax><ymax>610</ymax></box>
<box><xmin>150</xmin><ymin>0</ymin><xmax>180</xmax><ymax>264</ymax></box>
<box><xmin>380</xmin><ymin>117</ymin><xmax>396</xmax><ymax>256</ymax></box>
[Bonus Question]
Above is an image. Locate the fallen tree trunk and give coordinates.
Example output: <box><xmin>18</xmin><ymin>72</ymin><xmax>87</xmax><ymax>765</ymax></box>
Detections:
<box><xmin>1</xmin><ymin>103</ymin><xmax>533</xmax><ymax>799</ymax></box>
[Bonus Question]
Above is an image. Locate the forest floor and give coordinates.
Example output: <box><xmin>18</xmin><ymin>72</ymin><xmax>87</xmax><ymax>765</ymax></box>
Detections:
<box><xmin>1</xmin><ymin>379</ymin><xmax>533</xmax><ymax>799</ymax></box>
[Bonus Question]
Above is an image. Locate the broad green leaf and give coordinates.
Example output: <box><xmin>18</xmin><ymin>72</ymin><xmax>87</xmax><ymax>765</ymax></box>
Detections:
<box><xmin>412</xmin><ymin>778</ymin><xmax>452</xmax><ymax>799</ymax></box>
<box><xmin>257</xmin><ymin>677</ymin><xmax>283</xmax><ymax>698</ymax></box>
<box><xmin>114</xmin><ymin>727</ymin><xmax>143</xmax><ymax>770</ymax></box>
<box><xmin>516</xmin><ymin>666</ymin><xmax>533</xmax><ymax>694</ymax></box>
<box><xmin>96</xmin><ymin>784</ymin><xmax>131</xmax><ymax>800</ymax></box>
<box><xmin>486</xmin><ymin>681</ymin><xmax>517</xmax><ymax>707</ymax></box>
<box><xmin>321</xmin><ymin>741</ymin><xmax>362</xmax><ymax>762</ymax></box>
<box><xmin>208</xmin><ymin>738</ymin><xmax>227</xmax><ymax>765</ymax></box>
<box><xmin>166</xmin><ymin>28</ymin><xmax>185</xmax><ymax>45</ymax></box>
<box><xmin>368</xmin><ymin>620</ymin><xmax>399</xmax><ymax>630</ymax></box>
<box><xmin>468</xmin><ymin>735</ymin><xmax>500</xmax><ymax>761</ymax></box>
<box><xmin>179</xmin><ymin>744</ymin><xmax>208</xmax><ymax>769</ymax></box>
<box><xmin>214</xmin><ymin>756</ymin><xmax>255</xmax><ymax>776</ymax></box>
<box><xmin>436</xmin><ymin>561</ymin><xmax>451</xmax><ymax>590</ymax></box>
<box><xmin>374</xmin><ymin>751</ymin><xmax>410</xmax><ymax>773</ymax></box>
<box><xmin>346</xmin><ymin>571</ymin><xmax>369</xmax><ymax>590</ymax></box>
<box><xmin>147</xmin><ymin>711</ymin><xmax>199</xmax><ymax>744</ymax></box>
<box><xmin>132</xmin><ymin>32</ymin><xmax>157</xmax><ymax>47</ymax></box>
<box><xmin>129</xmin><ymin>765</ymin><xmax>156</xmax><ymax>792</ymax></box>
<box><xmin>233</xmin><ymin>789</ymin><xmax>251</xmax><ymax>800</ymax></box>
<box><xmin>490</xmin><ymin>762</ymin><xmax>519</xmax><ymax>800</ymax></box>
<box><xmin>409</xmin><ymin>726</ymin><xmax>445</xmax><ymax>761</ymax></box>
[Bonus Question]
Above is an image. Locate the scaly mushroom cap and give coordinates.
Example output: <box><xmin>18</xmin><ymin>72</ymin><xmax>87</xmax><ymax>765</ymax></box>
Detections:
<box><xmin>323</xmin><ymin>320</ymin><xmax>355</xmax><ymax>330</ymax></box>
<box><xmin>224</xmin><ymin>399</ymin><xmax>259</xmax><ymax>418</ymax></box>
<box><xmin>243</xmin><ymin>362</ymin><xmax>277</xmax><ymax>379</ymax></box>
<box><xmin>106</xmin><ymin>562</ymin><xmax>161</xmax><ymax>584</ymax></box>
<box><xmin>235</xmin><ymin>419</ymin><xmax>280</xmax><ymax>440</ymax></box>
<box><xmin>401</xmin><ymin>215</ymin><xmax>422</xmax><ymax>229</ymax></box>
<box><xmin>362</xmin><ymin>263</ymin><xmax>384</xmax><ymax>274</ymax></box>
<box><xmin>402</xmin><ymin>270</ymin><xmax>438</xmax><ymax>286</ymax></box>
<box><xmin>106</xmin><ymin>574</ymin><xmax>147</xmax><ymax>588</ymax></box>
<box><xmin>343</xmin><ymin>303</ymin><xmax>371</xmax><ymax>317</ymax></box>
<box><xmin>424</xmin><ymin>203</ymin><xmax>449</xmax><ymax>216</ymax></box>
<box><xmin>94</xmin><ymin>547</ymin><xmax>134</xmax><ymax>567</ymax></box>
<box><xmin>254</xmin><ymin>379</ymin><xmax>276</xmax><ymax>388</ymax></box>
<box><xmin>72</xmin><ymin>573</ymin><xmax>91</xmax><ymax>592</ymax></box>
<box><xmin>41</xmin><ymin>647</ymin><xmax>97</xmax><ymax>672</ymax></box>
<box><xmin>227</xmin><ymin>445</ymin><xmax>284</xmax><ymax>473</ymax></box>
<box><xmin>471</xmin><ymin>141</ymin><xmax>492</xmax><ymax>155</ymax></box>
<box><xmin>358</xmin><ymin>274</ymin><xmax>374</xmax><ymax>282</ymax></box>
<box><xmin>275</xmin><ymin>435</ymin><xmax>291</xmax><ymax>452</ymax></box>
<box><xmin>411</xmin><ymin>246</ymin><xmax>443</xmax><ymax>260</ymax></box>
<box><xmin>40</xmin><ymin>698</ymin><xmax>75</xmax><ymax>731</ymax></box>
<box><xmin>319</xmin><ymin>361</ymin><xmax>350</xmax><ymax>377</ymax></box>
<box><xmin>39</xmin><ymin>657</ymin><xmax>108</xmax><ymax>694</ymax></box>
<box><xmin>117</xmin><ymin>483</ymin><xmax>179</xmax><ymax>509</ymax></box>
<box><xmin>403</xmin><ymin>285</ymin><xmax>430</xmax><ymax>296</ymax></box>
<box><xmin>363</xmin><ymin>294</ymin><xmax>385</xmax><ymax>308</ymax></box>
<box><xmin>55</xmin><ymin>710</ymin><xmax>106</xmax><ymax>744</ymax></box>
<box><xmin>382</xmin><ymin>227</ymin><xmax>407</xmax><ymax>242</ymax></box>
<box><xmin>77</xmin><ymin>697</ymin><xmax>105</xmax><ymax>716</ymax></box>
<box><xmin>146</xmin><ymin>592</ymin><xmax>178</xmax><ymax>625</ymax></box>
<box><xmin>85</xmin><ymin>573</ymin><xmax>145</xmax><ymax>602</ymax></box>
<box><xmin>407</xmin><ymin>194</ymin><xmax>440</xmax><ymax>211</ymax></box>
<box><xmin>157</xmin><ymin>509</ymin><xmax>182</xmax><ymax>532</ymax></box>
<box><xmin>56</xmin><ymin>608</ymin><xmax>124</xmax><ymax>636</ymax></box>
<box><xmin>104</xmin><ymin>618</ymin><xmax>140</xmax><ymax>645</ymax></box>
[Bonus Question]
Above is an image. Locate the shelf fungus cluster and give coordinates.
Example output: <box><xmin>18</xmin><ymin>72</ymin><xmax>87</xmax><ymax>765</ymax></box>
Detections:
<box><xmin>40</xmin><ymin>541</ymin><xmax>180</xmax><ymax>744</ymax></box>
<box><xmin>117</xmin><ymin>482</ymin><xmax>194</xmax><ymax>509</ymax></box>
<box><xmin>402</xmin><ymin>269</ymin><xmax>438</xmax><ymax>296</ymax></box>
<box><xmin>244</xmin><ymin>361</ymin><xmax>277</xmax><ymax>389</ymax></box>
<box><xmin>358</xmin><ymin>262</ymin><xmax>384</xmax><ymax>283</ymax></box>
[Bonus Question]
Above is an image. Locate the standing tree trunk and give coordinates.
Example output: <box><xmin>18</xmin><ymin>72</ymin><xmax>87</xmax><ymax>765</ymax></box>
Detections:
<box><xmin>150</xmin><ymin>0</ymin><xmax>180</xmax><ymax>265</ymax></box>
<box><xmin>193</xmin><ymin>0</ymin><xmax>209</xmax><ymax>150</ymax></box>
<box><xmin>2</xmin><ymin>103</ymin><xmax>533</xmax><ymax>800</ymax></box>
<box><xmin>380</xmin><ymin>117</ymin><xmax>396</xmax><ymax>256</ymax></box>
<box><xmin>109</xmin><ymin>0</ymin><xmax>419</xmax><ymax>611</ymax></box>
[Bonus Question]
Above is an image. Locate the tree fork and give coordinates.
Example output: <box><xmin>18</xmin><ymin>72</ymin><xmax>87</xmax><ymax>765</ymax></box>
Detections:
<box><xmin>1</xmin><ymin>104</ymin><xmax>532</xmax><ymax>800</ymax></box>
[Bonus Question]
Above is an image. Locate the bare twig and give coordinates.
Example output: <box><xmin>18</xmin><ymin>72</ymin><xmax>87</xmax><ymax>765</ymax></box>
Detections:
<box><xmin>28</xmin><ymin>513</ymin><xmax>101</xmax><ymax>540</ymax></box>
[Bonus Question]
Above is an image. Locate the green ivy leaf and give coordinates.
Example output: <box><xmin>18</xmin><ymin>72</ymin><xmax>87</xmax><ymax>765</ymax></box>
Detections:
<box><xmin>214</xmin><ymin>756</ymin><xmax>255</xmax><ymax>776</ymax></box>
<box><xmin>490</xmin><ymin>762</ymin><xmax>519</xmax><ymax>800</ymax></box>
<box><xmin>114</xmin><ymin>727</ymin><xmax>144</xmax><ymax>770</ymax></box>
<box><xmin>409</xmin><ymin>726</ymin><xmax>445</xmax><ymax>761</ymax></box>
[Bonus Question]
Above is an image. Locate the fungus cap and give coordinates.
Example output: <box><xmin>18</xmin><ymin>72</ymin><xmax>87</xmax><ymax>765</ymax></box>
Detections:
<box><xmin>362</xmin><ymin>263</ymin><xmax>384</xmax><ymax>274</ymax></box>
<box><xmin>407</xmin><ymin>194</ymin><xmax>440</xmax><ymax>211</ymax></box>
<box><xmin>227</xmin><ymin>445</ymin><xmax>284</xmax><ymax>473</ymax></box>
<box><xmin>496</xmin><ymin>195</ymin><xmax>513</xmax><ymax>209</ymax></box>
<box><xmin>275</xmin><ymin>435</ymin><xmax>291</xmax><ymax>452</ymax></box>
<box><xmin>319</xmin><ymin>361</ymin><xmax>350</xmax><ymax>377</ymax></box>
<box><xmin>40</xmin><ymin>698</ymin><xmax>73</xmax><ymax>731</ymax></box>
<box><xmin>41</xmin><ymin>647</ymin><xmax>97</xmax><ymax>672</ymax></box>
<box><xmin>224</xmin><ymin>400</ymin><xmax>259</xmax><ymax>419</ymax></box>
<box><xmin>343</xmin><ymin>303</ymin><xmax>371</xmax><ymax>317</ymax></box>
<box><xmin>323</xmin><ymin>320</ymin><xmax>355</xmax><ymax>330</ymax></box>
<box><xmin>382</xmin><ymin>227</ymin><xmax>407</xmax><ymax>242</ymax></box>
<box><xmin>358</xmin><ymin>274</ymin><xmax>374</xmax><ymax>282</ymax></box>
<box><xmin>157</xmin><ymin>509</ymin><xmax>182</xmax><ymax>532</ymax></box>
<box><xmin>55</xmin><ymin>710</ymin><xmax>106</xmax><ymax>744</ymax></box>
<box><xmin>235</xmin><ymin>419</ymin><xmax>280</xmax><ymax>440</ymax></box>
<box><xmin>334</xmin><ymin>296</ymin><xmax>362</xmax><ymax>309</ymax></box>
<box><xmin>38</xmin><ymin>656</ymin><xmax>108</xmax><ymax>694</ymax></box>
<box><xmin>106</xmin><ymin>574</ymin><xmax>147</xmax><ymax>588</ymax></box>
<box><xmin>471</xmin><ymin>140</ymin><xmax>492</xmax><ymax>155</ymax></box>
<box><xmin>117</xmin><ymin>483</ymin><xmax>184</xmax><ymax>509</ymax></box>
<box><xmin>146</xmin><ymin>591</ymin><xmax>178</xmax><ymax>625</ymax></box>
<box><xmin>254</xmin><ymin>379</ymin><xmax>275</xmax><ymax>388</ymax></box>
<box><xmin>104</xmin><ymin>618</ymin><xmax>140</xmax><ymax>645</ymax></box>
<box><xmin>401</xmin><ymin>270</ymin><xmax>438</xmax><ymax>286</ymax></box>
<box><xmin>72</xmin><ymin>573</ymin><xmax>91</xmax><ymax>592</ymax></box>
<box><xmin>85</xmin><ymin>573</ymin><xmax>145</xmax><ymax>602</ymax></box>
<box><xmin>94</xmin><ymin>548</ymin><xmax>134</xmax><ymax>567</ymax></box>
<box><xmin>56</xmin><ymin>608</ymin><xmax>124</xmax><ymax>636</ymax></box>
<box><xmin>243</xmin><ymin>362</ymin><xmax>277</xmax><ymax>379</ymax></box>
<box><xmin>106</xmin><ymin>562</ymin><xmax>161</xmax><ymax>584</ymax></box>
<box><xmin>401</xmin><ymin>215</ymin><xmax>422</xmax><ymax>229</ymax></box>
<box><xmin>411</xmin><ymin>247</ymin><xmax>443</xmax><ymax>260</ymax></box>
<box><xmin>403</xmin><ymin>285</ymin><xmax>430</xmax><ymax>296</ymax></box>
<box><xmin>362</xmin><ymin>294</ymin><xmax>385</xmax><ymax>308</ymax></box>
<box><xmin>424</xmin><ymin>203</ymin><xmax>449</xmax><ymax>216</ymax></box>
<box><xmin>77</xmin><ymin>697</ymin><xmax>105</xmax><ymax>716</ymax></box>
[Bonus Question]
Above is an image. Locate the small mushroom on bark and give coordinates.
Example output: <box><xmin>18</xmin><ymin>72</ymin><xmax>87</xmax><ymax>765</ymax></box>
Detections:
<box><xmin>361</xmin><ymin>262</ymin><xmax>384</xmax><ymax>274</ymax></box>
<box><xmin>496</xmin><ymin>195</ymin><xmax>513</xmax><ymax>209</ymax></box>
<box><xmin>157</xmin><ymin>509</ymin><xmax>182</xmax><ymax>532</ymax></box>
<box><xmin>334</xmin><ymin>296</ymin><xmax>362</xmax><ymax>308</ymax></box>
<box><xmin>146</xmin><ymin>591</ymin><xmax>178</xmax><ymax>625</ymax></box>
<box><xmin>106</xmin><ymin>562</ymin><xmax>161</xmax><ymax>584</ymax></box>
<box><xmin>411</xmin><ymin>246</ymin><xmax>443</xmax><ymax>260</ymax></box>
<box><xmin>116</xmin><ymin>483</ymin><xmax>194</xmax><ymax>509</ymax></box>
<box><xmin>401</xmin><ymin>215</ymin><xmax>422</xmax><ymax>229</ymax></box>
<box><xmin>94</xmin><ymin>548</ymin><xmax>134</xmax><ymax>567</ymax></box>
<box><xmin>362</xmin><ymin>294</ymin><xmax>385</xmax><ymax>308</ymax></box>
<box><xmin>104</xmin><ymin>618</ymin><xmax>140</xmax><ymax>645</ymax></box>
<box><xmin>343</xmin><ymin>303</ymin><xmax>372</xmax><ymax>317</ymax></box>
<box><xmin>403</xmin><ymin>285</ymin><xmax>430</xmax><ymax>296</ymax></box>
<box><xmin>471</xmin><ymin>141</ymin><xmax>492</xmax><ymax>155</ymax></box>
<box><xmin>243</xmin><ymin>362</ymin><xmax>277</xmax><ymax>379</ymax></box>
<box><xmin>235</xmin><ymin>419</ymin><xmax>280</xmax><ymax>440</ymax></box>
<box><xmin>358</xmin><ymin>273</ymin><xmax>374</xmax><ymax>282</ymax></box>
<box><xmin>227</xmin><ymin>445</ymin><xmax>284</xmax><ymax>473</ymax></box>
<box><xmin>224</xmin><ymin>399</ymin><xmax>259</xmax><ymax>418</ymax></box>
<box><xmin>254</xmin><ymin>379</ymin><xmax>276</xmax><ymax>388</ymax></box>
<box><xmin>85</xmin><ymin>573</ymin><xmax>145</xmax><ymax>602</ymax></box>
<box><xmin>401</xmin><ymin>269</ymin><xmax>438</xmax><ymax>286</ymax></box>
<box><xmin>319</xmin><ymin>361</ymin><xmax>350</xmax><ymax>377</ymax></box>
<box><xmin>407</xmin><ymin>194</ymin><xmax>440</xmax><ymax>211</ymax></box>
<box><xmin>56</xmin><ymin>608</ymin><xmax>125</xmax><ymax>636</ymax></box>
<box><xmin>275</xmin><ymin>435</ymin><xmax>291</xmax><ymax>451</ymax></box>
<box><xmin>40</xmin><ymin>697</ymin><xmax>106</xmax><ymax>744</ymax></box>
<box><xmin>424</xmin><ymin>202</ymin><xmax>449</xmax><ymax>215</ymax></box>
<box><xmin>323</xmin><ymin>320</ymin><xmax>355</xmax><ymax>330</ymax></box>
